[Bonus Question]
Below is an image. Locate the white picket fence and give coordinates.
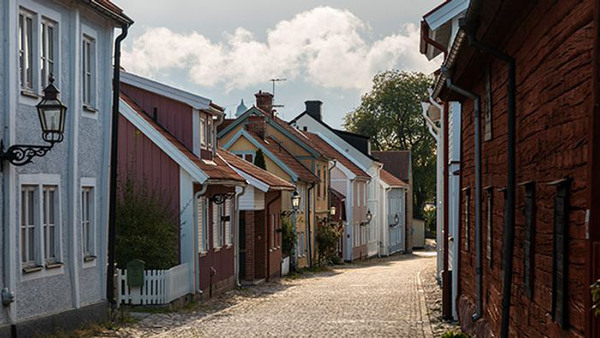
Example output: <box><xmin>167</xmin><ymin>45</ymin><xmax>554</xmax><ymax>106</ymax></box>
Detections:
<box><xmin>117</xmin><ymin>262</ymin><xmax>192</xmax><ymax>305</ymax></box>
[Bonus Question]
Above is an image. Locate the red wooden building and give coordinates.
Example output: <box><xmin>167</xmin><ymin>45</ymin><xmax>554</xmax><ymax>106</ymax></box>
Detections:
<box><xmin>429</xmin><ymin>0</ymin><xmax>600</xmax><ymax>337</ymax></box>
<box><xmin>118</xmin><ymin>72</ymin><xmax>246</xmax><ymax>298</ymax></box>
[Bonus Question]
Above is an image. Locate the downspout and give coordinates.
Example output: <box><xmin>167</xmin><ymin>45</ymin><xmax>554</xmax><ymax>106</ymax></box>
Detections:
<box><xmin>234</xmin><ymin>185</ymin><xmax>246</xmax><ymax>287</ymax></box>
<box><xmin>107</xmin><ymin>23</ymin><xmax>129</xmax><ymax>309</ymax></box>
<box><xmin>307</xmin><ymin>183</ymin><xmax>315</xmax><ymax>267</ymax></box>
<box><xmin>422</xmin><ymin>28</ymin><xmax>452</xmax><ymax>319</ymax></box>
<box><xmin>194</xmin><ymin>185</ymin><xmax>208</xmax><ymax>294</ymax></box>
<box><xmin>441</xmin><ymin>66</ymin><xmax>483</xmax><ymax>321</ymax></box>
<box><xmin>463</xmin><ymin>23</ymin><xmax>516</xmax><ymax>337</ymax></box>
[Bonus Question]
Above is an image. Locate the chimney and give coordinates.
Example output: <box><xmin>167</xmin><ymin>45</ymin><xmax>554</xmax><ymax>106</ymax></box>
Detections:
<box><xmin>305</xmin><ymin>100</ymin><xmax>323</xmax><ymax>121</ymax></box>
<box><xmin>255</xmin><ymin>90</ymin><xmax>274</xmax><ymax>117</ymax></box>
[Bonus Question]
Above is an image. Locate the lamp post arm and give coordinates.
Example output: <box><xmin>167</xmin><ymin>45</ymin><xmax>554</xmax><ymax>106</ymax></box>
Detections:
<box><xmin>0</xmin><ymin>141</ymin><xmax>53</xmax><ymax>167</ymax></box>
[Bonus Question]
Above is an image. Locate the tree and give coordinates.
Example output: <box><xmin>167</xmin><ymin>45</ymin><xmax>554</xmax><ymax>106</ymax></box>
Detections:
<box><xmin>254</xmin><ymin>149</ymin><xmax>266</xmax><ymax>169</ymax></box>
<box><xmin>115</xmin><ymin>175</ymin><xmax>179</xmax><ymax>270</ymax></box>
<box><xmin>344</xmin><ymin>71</ymin><xmax>435</xmax><ymax>219</ymax></box>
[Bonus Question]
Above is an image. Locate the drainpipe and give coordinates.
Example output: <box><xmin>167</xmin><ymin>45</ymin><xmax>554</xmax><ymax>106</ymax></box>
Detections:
<box><xmin>234</xmin><ymin>186</ymin><xmax>246</xmax><ymax>287</ymax></box>
<box><xmin>193</xmin><ymin>185</ymin><xmax>208</xmax><ymax>294</ymax></box>
<box><xmin>463</xmin><ymin>24</ymin><xmax>516</xmax><ymax>338</ymax></box>
<box><xmin>107</xmin><ymin>23</ymin><xmax>129</xmax><ymax>309</ymax></box>
<box><xmin>307</xmin><ymin>183</ymin><xmax>315</xmax><ymax>267</ymax></box>
<box><xmin>441</xmin><ymin>66</ymin><xmax>483</xmax><ymax>321</ymax></box>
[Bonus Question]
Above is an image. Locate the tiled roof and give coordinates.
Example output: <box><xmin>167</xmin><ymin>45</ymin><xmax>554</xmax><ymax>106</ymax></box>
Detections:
<box><xmin>304</xmin><ymin>132</ymin><xmax>370</xmax><ymax>179</ymax></box>
<box><xmin>93</xmin><ymin>0</ymin><xmax>123</xmax><ymax>14</ymax></box>
<box><xmin>219</xmin><ymin>149</ymin><xmax>295</xmax><ymax>191</ymax></box>
<box><xmin>245</xmin><ymin>131</ymin><xmax>319</xmax><ymax>183</ymax></box>
<box><xmin>372</xmin><ymin>151</ymin><xmax>411</xmax><ymax>182</ymax></box>
<box><xmin>380</xmin><ymin>168</ymin><xmax>409</xmax><ymax>188</ymax></box>
<box><xmin>82</xmin><ymin>0</ymin><xmax>133</xmax><ymax>24</ymax></box>
<box><xmin>120</xmin><ymin>93</ymin><xmax>244</xmax><ymax>183</ymax></box>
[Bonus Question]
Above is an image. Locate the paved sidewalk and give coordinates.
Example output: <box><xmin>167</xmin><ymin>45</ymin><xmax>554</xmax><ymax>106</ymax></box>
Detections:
<box><xmin>104</xmin><ymin>254</ymin><xmax>438</xmax><ymax>337</ymax></box>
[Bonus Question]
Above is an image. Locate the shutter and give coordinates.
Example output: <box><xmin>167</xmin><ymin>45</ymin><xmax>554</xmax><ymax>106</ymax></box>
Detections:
<box><xmin>224</xmin><ymin>199</ymin><xmax>231</xmax><ymax>245</ymax></box>
<box><xmin>524</xmin><ymin>183</ymin><xmax>535</xmax><ymax>299</ymax></box>
<box><xmin>212</xmin><ymin>202</ymin><xmax>219</xmax><ymax>248</ymax></box>
<box><xmin>552</xmin><ymin>179</ymin><xmax>570</xmax><ymax>329</ymax></box>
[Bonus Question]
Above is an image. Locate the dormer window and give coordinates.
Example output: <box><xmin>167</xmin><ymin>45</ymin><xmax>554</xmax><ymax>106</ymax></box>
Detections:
<box><xmin>207</xmin><ymin>117</ymin><xmax>213</xmax><ymax>148</ymax></box>
<box><xmin>200</xmin><ymin>116</ymin><xmax>207</xmax><ymax>148</ymax></box>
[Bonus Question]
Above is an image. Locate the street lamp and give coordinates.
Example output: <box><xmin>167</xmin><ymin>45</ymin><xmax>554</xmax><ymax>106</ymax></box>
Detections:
<box><xmin>329</xmin><ymin>206</ymin><xmax>336</xmax><ymax>216</ymax></box>
<box><xmin>1</xmin><ymin>75</ymin><xmax>67</xmax><ymax>166</ymax></box>
<box><xmin>361</xmin><ymin>209</ymin><xmax>372</xmax><ymax>226</ymax></box>
<box><xmin>390</xmin><ymin>213</ymin><xmax>400</xmax><ymax>228</ymax></box>
<box><xmin>282</xmin><ymin>190</ymin><xmax>301</xmax><ymax>217</ymax></box>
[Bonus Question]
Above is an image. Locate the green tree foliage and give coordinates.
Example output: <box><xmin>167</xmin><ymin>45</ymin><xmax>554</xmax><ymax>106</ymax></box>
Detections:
<box><xmin>344</xmin><ymin>71</ymin><xmax>435</xmax><ymax>218</ymax></box>
<box><xmin>281</xmin><ymin>216</ymin><xmax>297</xmax><ymax>257</ymax></box>
<box><xmin>254</xmin><ymin>149</ymin><xmax>266</xmax><ymax>169</ymax></box>
<box><xmin>116</xmin><ymin>175</ymin><xmax>179</xmax><ymax>270</ymax></box>
<box><xmin>316</xmin><ymin>223</ymin><xmax>343</xmax><ymax>266</ymax></box>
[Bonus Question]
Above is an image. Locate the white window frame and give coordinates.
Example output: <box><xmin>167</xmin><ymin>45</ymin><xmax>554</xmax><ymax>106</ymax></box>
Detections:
<box><xmin>212</xmin><ymin>202</ymin><xmax>223</xmax><ymax>249</ymax></box>
<box><xmin>81</xmin><ymin>177</ymin><xmax>97</xmax><ymax>266</ymax></box>
<box><xmin>200</xmin><ymin>116</ymin><xmax>207</xmax><ymax>148</ymax></box>
<box><xmin>19</xmin><ymin>8</ymin><xmax>35</xmax><ymax>93</ymax></box>
<box><xmin>198</xmin><ymin>196</ymin><xmax>209</xmax><ymax>254</ymax></box>
<box><xmin>42</xmin><ymin>185</ymin><xmax>59</xmax><ymax>264</ymax></box>
<box><xmin>207</xmin><ymin>117</ymin><xmax>213</xmax><ymax>148</ymax></box>
<box><xmin>81</xmin><ymin>32</ymin><xmax>96</xmax><ymax>112</ymax></box>
<box><xmin>19</xmin><ymin>174</ymin><xmax>64</xmax><ymax>281</ymax></box>
<box><xmin>21</xmin><ymin>185</ymin><xmax>38</xmax><ymax>268</ymax></box>
<box><xmin>40</xmin><ymin>16</ymin><xmax>57</xmax><ymax>89</ymax></box>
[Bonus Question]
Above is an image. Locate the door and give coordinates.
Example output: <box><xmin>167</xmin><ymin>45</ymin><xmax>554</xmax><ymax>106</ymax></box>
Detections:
<box><xmin>388</xmin><ymin>189</ymin><xmax>404</xmax><ymax>254</ymax></box>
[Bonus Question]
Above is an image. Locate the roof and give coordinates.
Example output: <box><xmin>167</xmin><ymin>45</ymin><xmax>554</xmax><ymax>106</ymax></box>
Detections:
<box><xmin>82</xmin><ymin>0</ymin><xmax>133</xmax><ymax>25</ymax></box>
<box><xmin>304</xmin><ymin>132</ymin><xmax>370</xmax><ymax>179</ymax></box>
<box><xmin>219</xmin><ymin>150</ymin><xmax>295</xmax><ymax>191</ymax></box>
<box><xmin>380</xmin><ymin>169</ymin><xmax>409</xmax><ymax>188</ymax></box>
<box><xmin>120</xmin><ymin>93</ymin><xmax>244</xmax><ymax>184</ymax></box>
<box><xmin>372</xmin><ymin>151</ymin><xmax>411</xmax><ymax>182</ymax></box>
<box><xmin>247</xmin><ymin>131</ymin><xmax>320</xmax><ymax>184</ymax></box>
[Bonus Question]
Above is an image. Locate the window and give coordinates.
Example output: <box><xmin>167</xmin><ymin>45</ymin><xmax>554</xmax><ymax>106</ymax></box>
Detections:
<box><xmin>200</xmin><ymin>117</ymin><xmax>206</xmax><ymax>147</ymax></box>
<box><xmin>19</xmin><ymin>9</ymin><xmax>34</xmax><ymax>91</ymax></box>
<box><xmin>244</xmin><ymin>153</ymin><xmax>254</xmax><ymax>162</ymax></box>
<box><xmin>21</xmin><ymin>186</ymin><xmax>37</xmax><ymax>267</ymax></box>
<box><xmin>198</xmin><ymin>197</ymin><xmax>208</xmax><ymax>253</ymax></box>
<box><xmin>224</xmin><ymin>199</ymin><xmax>232</xmax><ymax>246</ymax></box>
<box><xmin>81</xmin><ymin>186</ymin><xmax>95</xmax><ymax>259</ymax></box>
<box><xmin>43</xmin><ymin>186</ymin><xmax>58</xmax><ymax>263</ymax></box>
<box><xmin>82</xmin><ymin>35</ymin><xmax>95</xmax><ymax>108</ymax></box>
<box><xmin>40</xmin><ymin>18</ymin><xmax>56</xmax><ymax>88</ymax></box>
<box><xmin>207</xmin><ymin>118</ymin><xmax>213</xmax><ymax>148</ymax></box>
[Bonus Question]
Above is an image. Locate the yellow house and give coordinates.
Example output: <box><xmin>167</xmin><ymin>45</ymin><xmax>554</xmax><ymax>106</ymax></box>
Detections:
<box><xmin>218</xmin><ymin>92</ymin><xmax>330</xmax><ymax>268</ymax></box>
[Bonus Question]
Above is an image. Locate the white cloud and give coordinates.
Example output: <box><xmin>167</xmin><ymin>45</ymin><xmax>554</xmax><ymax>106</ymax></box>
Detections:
<box><xmin>122</xmin><ymin>6</ymin><xmax>438</xmax><ymax>92</ymax></box>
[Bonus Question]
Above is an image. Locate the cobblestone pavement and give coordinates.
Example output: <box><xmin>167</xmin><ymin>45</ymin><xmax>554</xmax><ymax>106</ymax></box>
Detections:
<box><xmin>102</xmin><ymin>253</ymin><xmax>444</xmax><ymax>337</ymax></box>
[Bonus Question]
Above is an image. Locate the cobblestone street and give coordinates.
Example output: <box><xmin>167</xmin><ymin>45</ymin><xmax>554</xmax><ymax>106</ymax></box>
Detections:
<box><xmin>105</xmin><ymin>252</ymin><xmax>444</xmax><ymax>337</ymax></box>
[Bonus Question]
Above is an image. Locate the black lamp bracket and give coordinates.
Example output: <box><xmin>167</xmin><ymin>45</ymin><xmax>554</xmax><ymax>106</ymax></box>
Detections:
<box><xmin>0</xmin><ymin>140</ymin><xmax>53</xmax><ymax>167</ymax></box>
<box><xmin>210</xmin><ymin>192</ymin><xmax>235</xmax><ymax>205</ymax></box>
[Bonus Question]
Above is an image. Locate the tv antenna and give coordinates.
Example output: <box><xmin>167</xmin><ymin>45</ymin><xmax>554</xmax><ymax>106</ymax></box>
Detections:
<box><xmin>270</xmin><ymin>78</ymin><xmax>286</xmax><ymax>109</ymax></box>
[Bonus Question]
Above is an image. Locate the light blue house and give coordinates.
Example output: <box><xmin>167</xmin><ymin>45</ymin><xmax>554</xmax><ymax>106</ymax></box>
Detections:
<box><xmin>0</xmin><ymin>0</ymin><xmax>131</xmax><ymax>335</ymax></box>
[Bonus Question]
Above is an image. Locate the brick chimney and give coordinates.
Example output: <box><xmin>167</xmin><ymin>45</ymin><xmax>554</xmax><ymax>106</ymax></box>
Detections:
<box><xmin>255</xmin><ymin>90</ymin><xmax>274</xmax><ymax>117</ymax></box>
<box><xmin>305</xmin><ymin>100</ymin><xmax>323</xmax><ymax>121</ymax></box>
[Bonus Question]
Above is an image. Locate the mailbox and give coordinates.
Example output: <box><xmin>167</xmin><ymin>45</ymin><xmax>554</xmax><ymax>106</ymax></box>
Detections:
<box><xmin>126</xmin><ymin>259</ymin><xmax>145</xmax><ymax>287</ymax></box>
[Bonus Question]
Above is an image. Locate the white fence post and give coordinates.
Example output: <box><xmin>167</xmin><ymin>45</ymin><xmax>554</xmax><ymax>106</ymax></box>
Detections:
<box><xmin>117</xmin><ymin>263</ymin><xmax>191</xmax><ymax>305</ymax></box>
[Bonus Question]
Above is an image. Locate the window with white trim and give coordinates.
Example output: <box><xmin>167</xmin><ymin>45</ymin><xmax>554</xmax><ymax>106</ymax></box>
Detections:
<box><xmin>82</xmin><ymin>35</ymin><xmax>96</xmax><ymax>109</ymax></box>
<box><xmin>212</xmin><ymin>202</ymin><xmax>224</xmax><ymax>248</ymax></box>
<box><xmin>43</xmin><ymin>186</ymin><xmax>58</xmax><ymax>264</ymax></box>
<box><xmin>19</xmin><ymin>9</ymin><xmax>34</xmax><ymax>91</ymax></box>
<box><xmin>81</xmin><ymin>186</ymin><xmax>95</xmax><ymax>259</ymax></box>
<box><xmin>21</xmin><ymin>186</ymin><xmax>37</xmax><ymax>267</ymax></box>
<box><xmin>207</xmin><ymin>117</ymin><xmax>213</xmax><ymax>148</ymax></box>
<box><xmin>200</xmin><ymin>117</ymin><xmax>207</xmax><ymax>147</ymax></box>
<box><xmin>40</xmin><ymin>17</ymin><xmax>56</xmax><ymax>88</ymax></box>
<box><xmin>198</xmin><ymin>196</ymin><xmax>209</xmax><ymax>253</ymax></box>
<box><xmin>224</xmin><ymin>199</ymin><xmax>232</xmax><ymax>246</ymax></box>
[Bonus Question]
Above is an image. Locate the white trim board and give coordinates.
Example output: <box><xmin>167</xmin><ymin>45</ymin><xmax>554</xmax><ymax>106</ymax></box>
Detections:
<box><xmin>120</xmin><ymin>98</ymin><xmax>209</xmax><ymax>183</ymax></box>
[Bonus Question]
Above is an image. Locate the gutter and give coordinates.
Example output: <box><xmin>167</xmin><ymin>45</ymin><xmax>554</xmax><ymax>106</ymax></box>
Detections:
<box><xmin>461</xmin><ymin>17</ymin><xmax>516</xmax><ymax>338</ymax></box>
<box><xmin>83</xmin><ymin>0</ymin><xmax>133</xmax><ymax>25</ymax></box>
<box><xmin>107</xmin><ymin>22</ymin><xmax>130</xmax><ymax>310</ymax></box>
<box><xmin>441</xmin><ymin>65</ymin><xmax>483</xmax><ymax>322</ymax></box>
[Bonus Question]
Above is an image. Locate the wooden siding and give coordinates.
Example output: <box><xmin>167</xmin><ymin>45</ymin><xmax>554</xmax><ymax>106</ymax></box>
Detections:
<box><xmin>121</xmin><ymin>83</ymin><xmax>195</xmax><ymax>151</ymax></box>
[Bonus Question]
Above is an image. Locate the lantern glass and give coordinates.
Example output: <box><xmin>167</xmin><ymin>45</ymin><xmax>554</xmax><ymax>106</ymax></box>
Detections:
<box><xmin>291</xmin><ymin>191</ymin><xmax>300</xmax><ymax>210</ymax></box>
<box><xmin>36</xmin><ymin>76</ymin><xmax>67</xmax><ymax>143</ymax></box>
<box><xmin>330</xmin><ymin>206</ymin><xmax>336</xmax><ymax>216</ymax></box>
<box><xmin>366</xmin><ymin>209</ymin><xmax>372</xmax><ymax>223</ymax></box>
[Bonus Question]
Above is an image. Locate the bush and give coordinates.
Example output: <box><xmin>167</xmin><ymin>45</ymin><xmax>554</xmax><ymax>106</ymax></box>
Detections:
<box><xmin>316</xmin><ymin>223</ymin><xmax>343</xmax><ymax>266</ymax></box>
<box><xmin>441</xmin><ymin>329</ymin><xmax>468</xmax><ymax>338</ymax></box>
<box><xmin>254</xmin><ymin>149</ymin><xmax>266</xmax><ymax>169</ymax></box>
<box><xmin>115</xmin><ymin>176</ymin><xmax>179</xmax><ymax>270</ymax></box>
<box><xmin>281</xmin><ymin>217</ymin><xmax>296</xmax><ymax>258</ymax></box>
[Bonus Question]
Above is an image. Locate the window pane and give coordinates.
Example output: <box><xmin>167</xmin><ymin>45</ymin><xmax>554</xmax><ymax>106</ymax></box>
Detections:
<box><xmin>28</xmin><ymin>227</ymin><xmax>34</xmax><ymax>261</ymax></box>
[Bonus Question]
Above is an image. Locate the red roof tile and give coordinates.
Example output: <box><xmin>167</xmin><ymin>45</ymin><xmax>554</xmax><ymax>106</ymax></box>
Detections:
<box><xmin>372</xmin><ymin>151</ymin><xmax>411</xmax><ymax>182</ymax></box>
<box><xmin>244</xmin><ymin>131</ymin><xmax>319</xmax><ymax>183</ymax></box>
<box><xmin>219</xmin><ymin>150</ymin><xmax>295</xmax><ymax>191</ymax></box>
<box><xmin>305</xmin><ymin>132</ymin><xmax>370</xmax><ymax>179</ymax></box>
<box><xmin>380</xmin><ymin>169</ymin><xmax>409</xmax><ymax>188</ymax></box>
<box><xmin>120</xmin><ymin>93</ymin><xmax>244</xmax><ymax>183</ymax></box>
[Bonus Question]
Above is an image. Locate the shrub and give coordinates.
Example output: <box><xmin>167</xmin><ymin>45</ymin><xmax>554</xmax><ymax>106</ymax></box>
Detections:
<box><xmin>316</xmin><ymin>222</ymin><xmax>343</xmax><ymax>266</ymax></box>
<box><xmin>281</xmin><ymin>216</ymin><xmax>296</xmax><ymax>258</ymax></box>
<box><xmin>115</xmin><ymin>176</ymin><xmax>179</xmax><ymax>270</ymax></box>
<box><xmin>254</xmin><ymin>149</ymin><xmax>266</xmax><ymax>170</ymax></box>
<box><xmin>441</xmin><ymin>329</ymin><xmax>468</xmax><ymax>338</ymax></box>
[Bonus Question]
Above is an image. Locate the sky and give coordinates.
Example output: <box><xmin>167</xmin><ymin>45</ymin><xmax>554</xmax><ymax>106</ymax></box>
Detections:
<box><xmin>112</xmin><ymin>0</ymin><xmax>443</xmax><ymax>129</ymax></box>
